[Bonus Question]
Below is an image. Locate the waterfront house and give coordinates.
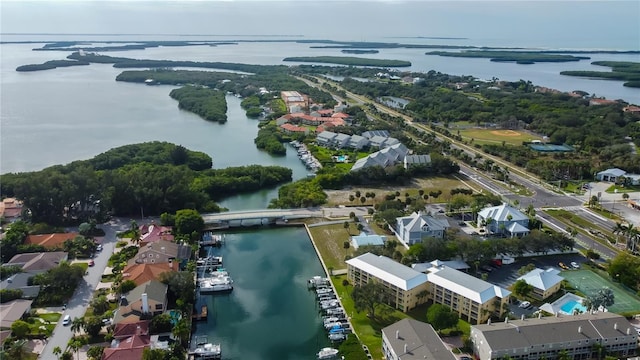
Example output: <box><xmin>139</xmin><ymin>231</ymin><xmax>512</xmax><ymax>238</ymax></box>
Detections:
<box><xmin>120</xmin><ymin>263</ymin><xmax>175</xmax><ymax>286</ymax></box>
<box><xmin>101</xmin><ymin>347</ymin><xmax>146</xmax><ymax>360</ymax></box>
<box><xmin>130</xmin><ymin>240</ymin><xmax>192</xmax><ymax>268</ymax></box>
<box><xmin>113</xmin><ymin>280</ymin><xmax>168</xmax><ymax>325</ymax></box>
<box><xmin>0</xmin><ymin>299</ymin><xmax>33</xmax><ymax>329</ymax></box>
<box><xmin>515</xmin><ymin>268</ymin><xmax>563</xmax><ymax>300</ymax></box>
<box><xmin>382</xmin><ymin>318</ymin><xmax>457</xmax><ymax>360</ymax></box>
<box><xmin>280</xmin><ymin>123</ymin><xmax>309</xmax><ymax>134</ymax></box>
<box><xmin>4</xmin><ymin>251</ymin><xmax>68</xmax><ymax>274</ymax></box>
<box><xmin>138</xmin><ymin>223</ymin><xmax>174</xmax><ymax>246</ymax></box>
<box><xmin>470</xmin><ymin>312</ymin><xmax>637</xmax><ymax>360</ymax></box>
<box><xmin>395</xmin><ymin>212</ymin><xmax>449</xmax><ymax>245</ymax></box>
<box><xmin>24</xmin><ymin>232</ymin><xmax>79</xmax><ymax>249</ymax></box>
<box><xmin>425</xmin><ymin>264</ymin><xmax>511</xmax><ymax>324</ymax></box>
<box><xmin>113</xmin><ymin>320</ymin><xmax>150</xmax><ymax>340</ymax></box>
<box><xmin>346</xmin><ymin>253</ymin><xmax>429</xmax><ymax>312</ymax></box>
<box><xmin>477</xmin><ymin>203</ymin><xmax>529</xmax><ymax>237</ymax></box>
<box><xmin>351</xmin><ymin>232</ymin><xmax>385</xmax><ymax>250</ymax></box>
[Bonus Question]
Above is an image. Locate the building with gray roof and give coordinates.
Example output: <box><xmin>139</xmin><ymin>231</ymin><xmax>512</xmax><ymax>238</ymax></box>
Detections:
<box><xmin>404</xmin><ymin>154</ymin><xmax>431</xmax><ymax>169</ymax></box>
<box><xmin>316</xmin><ymin>131</ymin><xmax>337</xmax><ymax>147</ymax></box>
<box><xmin>351</xmin><ymin>143</ymin><xmax>409</xmax><ymax>172</ymax></box>
<box><xmin>382</xmin><ymin>318</ymin><xmax>457</xmax><ymax>360</ymax></box>
<box><xmin>516</xmin><ymin>268</ymin><xmax>563</xmax><ymax>300</ymax></box>
<box><xmin>396</xmin><ymin>211</ymin><xmax>449</xmax><ymax>245</ymax></box>
<box><xmin>477</xmin><ymin>203</ymin><xmax>529</xmax><ymax>237</ymax></box>
<box><xmin>362</xmin><ymin>130</ymin><xmax>390</xmax><ymax>139</ymax></box>
<box><xmin>346</xmin><ymin>253</ymin><xmax>429</xmax><ymax>312</ymax></box>
<box><xmin>426</xmin><ymin>265</ymin><xmax>510</xmax><ymax>324</ymax></box>
<box><xmin>5</xmin><ymin>252</ymin><xmax>68</xmax><ymax>274</ymax></box>
<box><xmin>348</xmin><ymin>134</ymin><xmax>369</xmax><ymax>149</ymax></box>
<box><xmin>0</xmin><ymin>273</ymin><xmax>40</xmax><ymax>299</ymax></box>
<box><xmin>471</xmin><ymin>312</ymin><xmax>637</xmax><ymax>360</ymax></box>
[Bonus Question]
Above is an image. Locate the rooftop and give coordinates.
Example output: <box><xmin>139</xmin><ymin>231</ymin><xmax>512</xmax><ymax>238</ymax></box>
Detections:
<box><xmin>346</xmin><ymin>253</ymin><xmax>427</xmax><ymax>291</ymax></box>
<box><xmin>426</xmin><ymin>265</ymin><xmax>510</xmax><ymax>303</ymax></box>
<box><xmin>383</xmin><ymin>318</ymin><xmax>457</xmax><ymax>360</ymax></box>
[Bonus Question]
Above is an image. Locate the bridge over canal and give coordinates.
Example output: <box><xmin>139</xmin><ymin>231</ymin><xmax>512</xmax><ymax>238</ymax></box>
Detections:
<box><xmin>201</xmin><ymin>208</ymin><xmax>323</xmax><ymax>229</ymax></box>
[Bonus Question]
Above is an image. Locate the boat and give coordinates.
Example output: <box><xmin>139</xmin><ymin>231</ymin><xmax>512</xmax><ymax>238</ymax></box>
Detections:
<box><xmin>325</xmin><ymin>308</ymin><xmax>345</xmax><ymax>315</ymax></box>
<box><xmin>190</xmin><ymin>337</ymin><xmax>222</xmax><ymax>359</ymax></box>
<box><xmin>328</xmin><ymin>333</ymin><xmax>346</xmax><ymax>342</ymax></box>
<box><xmin>324</xmin><ymin>321</ymin><xmax>344</xmax><ymax>330</ymax></box>
<box><xmin>316</xmin><ymin>288</ymin><xmax>333</xmax><ymax>295</ymax></box>
<box><xmin>199</xmin><ymin>263</ymin><xmax>233</xmax><ymax>294</ymax></box>
<box><xmin>317</xmin><ymin>347</ymin><xmax>339</xmax><ymax>359</ymax></box>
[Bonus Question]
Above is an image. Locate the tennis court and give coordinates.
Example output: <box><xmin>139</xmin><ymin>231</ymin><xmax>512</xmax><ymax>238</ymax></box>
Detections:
<box><xmin>561</xmin><ymin>269</ymin><xmax>640</xmax><ymax>314</ymax></box>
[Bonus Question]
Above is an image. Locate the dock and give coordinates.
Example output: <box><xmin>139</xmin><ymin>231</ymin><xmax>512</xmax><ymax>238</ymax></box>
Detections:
<box><xmin>200</xmin><ymin>232</ymin><xmax>225</xmax><ymax>247</ymax></box>
<box><xmin>192</xmin><ymin>305</ymin><xmax>208</xmax><ymax>321</ymax></box>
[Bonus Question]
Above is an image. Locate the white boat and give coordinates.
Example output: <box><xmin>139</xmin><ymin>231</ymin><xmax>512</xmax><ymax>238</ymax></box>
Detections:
<box><xmin>317</xmin><ymin>347</ymin><xmax>339</xmax><ymax>359</ymax></box>
<box><xmin>192</xmin><ymin>342</ymin><xmax>222</xmax><ymax>358</ymax></box>
<box><xmin>199</xmin><ymin>269</ymin><xmax>233</xmax><ymax>294</ymax></box>
<box><xmin>328</xmin><ymin>333</ymin><xmax>346</xmax><ymax>342</ymax></box>
<box><xmin>316</xmin><ymin>288</ymin><xmax>333</xmax><ymax>295</ymax></box>
<box><xmin>323</xmin><ymin>317</ymin><xmax>341</xmax><ymax>325</ymax></box>
<box><xmin>324</xmin><ymin>321</ymin><xmax>344</xmax><ymax>330</ymax></box>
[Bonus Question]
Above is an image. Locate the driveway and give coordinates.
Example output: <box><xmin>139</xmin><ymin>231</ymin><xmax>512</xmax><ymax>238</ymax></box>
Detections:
<box><xmin>38</xmin><ymin>218</ymin><xmax>129</xmax><ymax>359</ymax></box>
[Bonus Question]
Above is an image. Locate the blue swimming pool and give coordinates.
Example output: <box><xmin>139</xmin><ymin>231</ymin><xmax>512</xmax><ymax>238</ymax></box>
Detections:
<box><xmin>336</xmin><ymin>155</ymin><xmax>346</xmax><ymax>162</ymax></box>
<box><xmin>560</xmin><ymin>299</ymin><xmax>587</xmax><ymax>314</ymax></box>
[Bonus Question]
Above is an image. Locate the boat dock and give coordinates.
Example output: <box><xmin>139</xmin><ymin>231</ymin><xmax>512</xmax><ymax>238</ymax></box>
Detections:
<box><xmin>192</xmin><ymin>305</ymin><xmax>208</xmax><ymax>321</ymax></box>
<box><xmin>200</xmin><ymin>232</ymin><xmax>225</xmax><ymax>246</ymax></box>
<box><xmin>188</xmin><ymin>336</ymin><xmax>221</xmax><ymax>359</ymax></box>
<box><xmin>290</xmin><ymin>141</ymin><xmax>322</xmax><ymax>173</ymax></box>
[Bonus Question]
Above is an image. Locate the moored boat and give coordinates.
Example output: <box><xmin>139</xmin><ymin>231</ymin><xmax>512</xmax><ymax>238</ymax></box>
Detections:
<box><xmin>317</xmin><ymin>347</ymin><xmax>339</xmax><ymax>359</ymax></box>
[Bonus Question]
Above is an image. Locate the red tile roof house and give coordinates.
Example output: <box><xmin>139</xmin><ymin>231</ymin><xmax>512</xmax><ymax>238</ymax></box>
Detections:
<box><xmin>623</xmin><ymin>105</ymin><xmax>640</xmax><ymax>114</ymax></box>
<box><xmin>0</xmin><ymin>198</ymin><xmax>23</xmax><ymax>222</ymax></box>
<box><xmin>24</xmin><ymin>232</ymin><xmax>79</xmax><ymax>249</ymax></box>
<box><xmin>280</xmin><ymin>123</ymin><xmax>309</xmax><ymax>134</ymax></box>
<box><xmin>138</xmin><ymin>223</ymin><xmax>174</xmax><ymax>246</ymax></box>
<box><xmin>101</xmin><ymin>346</ymin><xmax>146</xmax><ymax>360</ymax></box>
<box><xmin>120</xmin><ymin>263</ymin><xmax>175</xmax><ymax>286</ymax></box>
<box><xmin>113</xmin><ymin>320</ymin><xmax>150</xmax><ymax>340</ymax></box>
<box><xmin>589</xmin><ymin>98</ymin><xmax>618</xmax><ymax>106</ymax></box>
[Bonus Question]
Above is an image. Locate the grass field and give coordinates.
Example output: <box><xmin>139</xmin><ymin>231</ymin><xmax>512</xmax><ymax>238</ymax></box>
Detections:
<box><xmin>458</xmin><ymin>128</ymin><xmax>541</xmax><ymax>145</ymax></box>
<box><xmin>561</xmin><ymin>269</ymin><xmax>640</xmax><ymax>314</ymax></box>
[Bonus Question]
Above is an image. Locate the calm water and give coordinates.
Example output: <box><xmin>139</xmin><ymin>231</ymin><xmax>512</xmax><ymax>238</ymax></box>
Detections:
<box><xmin>194</xmin><ymin>227</ymin><xmax>330</xmax><ymax>360</ymax></box>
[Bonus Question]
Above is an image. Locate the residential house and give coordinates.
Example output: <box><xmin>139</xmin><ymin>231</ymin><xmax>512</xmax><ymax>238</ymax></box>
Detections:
<box><xmin>112</xmin><ymin>280</ymin><xmax>168</xmax><ymax>325</ymax></box>
<box><xmin>351</xmin><ymin>143</ymin><xmax>409</xmax><ymax>172</ymax></box>
<box><xmin>348</xmin><ymin>134</ymin><xmax>369</xmax><ymax>149</ymax></box>
<box><xmin>425</xmin><ymin>265</ymin><xmax>511</xmax><ymax>324</ymax></box>
<box><xmin>0</xmin><ymin>198</ymin><xmax>23</xmax><ymax>222</ymax></box>
<box><xmin>24</xmin><ymin>232</ymin><xmax>79</xmax><ymax>249</ymax></box>
<box><xmin>589</xmin><ymin>98</ymin><xmax>618</xmax><ymax>106</ymax></box>
<box><xmin>139</xmin><ymin>223</ymin><xmax>173</xmax><ymax>246</ymax></box>
<box><xmin>101</xmin><ymin>347</ymin><xmax>146</xmax><ymax>360</ymax></box>
<box><xmin>113</xmin><ymin>320</ymin><xmax>150</xmax><ymax>340</ymax></box>
<box><xmin>346</xmin><ymin>253</ymin><xmax>429</xmax><ymax>312</ymax></box>
<box><xmin>362</xmin><ymin>130</ymin><xmax>390</xmax><ymax>139</ymax></box>
<box><xmin>316</xmin><ymin>131</ymin><xmax>338</xmax><ymax>147</ymax></box>
<box><xmin>471</xmin><ymin>312</ymin><xmax>637</xmax><ymax>360</ymax></box>
<box><xmin>382</xmin><ymin>318</ymin><xmax>457</xmax><ymax>360</ymax></box>
<box><xmin>130</xmin><ymin>240</ymin><xmax>192</xmax><ymax>267</ymax></box>
<box><xmin>109</xmin><ymin>334</ymin><xmax>150</xmax><ymax>350</ymax></box>
<box><xmin>477</xmin><ymin>203</ymin><xmax>529</xmax><ymax>237</ymax></box>
<box><xmin>395</xmin><ymin>212</ymin><xmax>449</xmax><ymax>245</ymax></box>
<box><xmin>120</xmin><ymin>263</ymin><xmax>175</xmax><ymax>286</ymax></box>
<box><xmin>516</xmin><ymin>268</ymin><xmax>563</xmax><ymax>300</ymax></box>
<box><xmin>0</xmin><ymin>299</ymin><xmax>33</xmax><ymax>328</ymax></box>
<box><xmin>333</xmin><ymin>133</ymin><xmax>351</xmax><ymax>149</ymax></box>
<box><xmin>369</xmin><ymin>135</ymin><xmax>389</xmax><ymax>148</ymax></box>
<box><xmin>623</xmin><ymin>105</ymin><xmax>640</xmax><ymax>114</ymax></box>
<box><xmin>0</xmin><ymin>273</ymin><xmax>40</xmax><ymax>299</ymax></box>
<box><xmin>351</xmin><ymin>232</ymin><xmax>385</xmax><ymax>250</ymax></box>
<box><xmin>280</xmin><ymin>123</ymin><xmax>309</xmax><ymax>134</ymax></box>
<box><xmin>5</xmin><ymin>252</ymin><xmax>69</xmax><ymax>274</ymax></box>
<box><xmin>403</xmin><ymin>154</ymin><xmax>431</xmax><ymax>169</ymax></box>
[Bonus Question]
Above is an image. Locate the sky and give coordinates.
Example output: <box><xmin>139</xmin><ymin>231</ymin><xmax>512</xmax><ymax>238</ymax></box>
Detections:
<box><xmin>0</xmin><ymin>1</ymin><xmax>638</xmax><ymax>47</ymax></box>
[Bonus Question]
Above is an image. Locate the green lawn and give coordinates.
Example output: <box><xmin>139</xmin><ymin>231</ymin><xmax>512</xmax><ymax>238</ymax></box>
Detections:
<box><xmin>458</xmin><ymin>128</ymin><xmax>541</xmax><ymax>146</ymax></box>
<box><xmin>605</xmin><ymin>184</ymin><xmax>640</xmax><ymax>193</ymax></box>
<box><xmin>38</xmin><ymin>313</ymin><xmax>61</xmax><ymax>322</ymax></box>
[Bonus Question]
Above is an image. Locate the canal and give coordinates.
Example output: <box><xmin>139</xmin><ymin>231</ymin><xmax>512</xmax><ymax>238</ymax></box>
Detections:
<box><xmin>193</xmin><ymin>227</ymin><xmax>332</xmax><ymax>359</ymax></box>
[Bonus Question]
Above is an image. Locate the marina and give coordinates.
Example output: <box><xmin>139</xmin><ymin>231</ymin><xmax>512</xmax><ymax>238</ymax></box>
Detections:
<box><xmin>290</xmin><ymin>141</ymin><xmax>322</xmax><ymax>173</ymax></box>
<box><xmin>197</xmin><ymin>244</ymin><xmax>233</xmax><ymax>295</ymax></box>
<box><xmin>308</xmin><ymin>275</ymin><xmax>352</xmax><ymax>345</ymax></box>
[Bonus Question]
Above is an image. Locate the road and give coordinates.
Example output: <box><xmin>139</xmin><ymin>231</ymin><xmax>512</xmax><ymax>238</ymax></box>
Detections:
<box><xmin>39</xmin><ymin>218</ymin><xmax>129</xmax><ymax>359</ymax></box>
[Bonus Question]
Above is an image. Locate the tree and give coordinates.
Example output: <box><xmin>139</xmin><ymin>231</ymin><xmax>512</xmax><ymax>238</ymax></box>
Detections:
<box><xmin>426</xmin><ymin>304</ymin><xmax>459</xmax><ymax>331</ymax></box>
<box><xmin>83</xmin><ymin>316</ymin><xmax>103</xmax><ymax>337</ymax></box>
<box><xmin>70</xmin><ymin>317</ymin><xmax>85</xmax><ymax>337</ymax></box>
<box><xmin>175</xmin><ymin>209</ymin><xmax>204</xmax><ymax>237</ymax></box>
<box><xmin>351</xmin><ymin>281</ymin><xmax>386</xmax><ymax>319</ymax></box>
<box><xmin>159</xmin><ymin>271</ymin><xmax>196</xmax><ymax>309</ymax></box>
<box><xmin>115</xmin><ymin>280</ymin><xmax>137</xmax><ymax>295</ymax></box>
<box><xmin>172</xmin><ymin>318</ymin><xmax>190</xmax><ymax>348</ymax></box>
<box><xmin>622</xmin><ymin>193</ymin><xmax>630</xmax><ymax>201</ymax></box>
<box><xmin>61</xmin><ymin>352</ymin><xmax>73</xmax><ymax>360</ymax></box>
<box><xmin>343</xmin><ymin>241</ymin><xmax>350</xmax><ymax>256</ymax></box>
<box><xmin>90</xmin><ymin>295</ymin><xmax>109</xmax><ymax>316</ymax></box>
<box><xmin>142</xmin><ymin>348</ymin><xmax>171</xmax><ymax>360</ymax></box>
<box><xmin>67</xmin><ymin>337</ymin><xmax>86</xmax><ymax>360</ymax></box>
<box><xmin>149</xmin><ymin>313</ymin><xmax>173</xmax><ymax>334</ymax></box>
<box><xmin>517</xmin><ymin>263</ymin><xmax>536</xmax><ymax>276</ymax></box>
<box><xmin>86</xmin><ymin>345</ymin><xmax>104</xmax><ymax>360</ymax></box>
<box><xmin>11</xmin><ymin>320</ymin><xmax>30</xmax><ymax>339</ymax></box>
<box><xmin>53</xmin><ymin>346</ymin><xmax>63</xmax><ymax>360</ymax></box>
<box><xmin>343</xmin><ymin>221</ymin><xmax>351</xmax><ymax>235</ymax></box>
<box><xmin>512</xmin><ymin>279</ymin><xmax>533</xmax><ymax>298</ymax></box>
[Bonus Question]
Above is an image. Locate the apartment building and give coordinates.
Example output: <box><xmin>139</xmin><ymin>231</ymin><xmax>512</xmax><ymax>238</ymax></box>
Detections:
<box><xmin>471</xmin><ymin>312</ymin><xmax>637</xmax><ymax>360</ymax></box>
<box><xmin>346</xmin><ymin>253</ymin><xmax>429</xmax><ymax>312</ymax></box>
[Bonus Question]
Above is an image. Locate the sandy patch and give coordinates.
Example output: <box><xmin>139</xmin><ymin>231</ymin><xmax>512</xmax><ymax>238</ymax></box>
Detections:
<box><xmin>490</xmin><ymin>130</ymin><xmax>521</xmax><ymax>137</ymax></box>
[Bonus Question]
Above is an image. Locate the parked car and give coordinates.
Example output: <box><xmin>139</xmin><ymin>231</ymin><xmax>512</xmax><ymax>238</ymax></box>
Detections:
<box><xmin>88</xmin><ymin>260</ymin><xmax>95</xmax><ymax>267</ymax></box>
<box><xmin>570</xmin><ymin>261</ymin><xmax>580</xmax><ymax>269</ymax></box>
<box><xmin>558</xmin><ymin>262</ymin><xmax>569</xmax><ymax>270</ymax></box>
<box><xmin>519</xmin><ymin>301</ymin><xmax>531</xmax><ymax>309</ymax></box>
<box><xmin>96</xmin><ymin>244</ymin><xmax>103</xmax><ymax>252</ymax></box>
<box><xmin>62</xmin><ymin>315</ymin><xmax>71</xmax><ymax>326</ymax></box>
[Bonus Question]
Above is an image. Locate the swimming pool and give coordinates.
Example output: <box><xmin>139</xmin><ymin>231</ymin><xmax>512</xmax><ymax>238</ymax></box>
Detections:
<box><xmin>336</xmin><ymin>155</ymin><xmax>347</xmax><ymax>162</ymax></box>
<box><xmin>560</xmin><ymin>299</ymin><xmax>587</xmax><ymax>315</ymax></box>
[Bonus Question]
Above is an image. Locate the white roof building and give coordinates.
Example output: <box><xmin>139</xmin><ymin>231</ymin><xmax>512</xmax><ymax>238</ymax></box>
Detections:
<box><xmin>426</xmin><ymin>265</ymin><xmax>511</xmax><ymax>304</ymax></box>
<box><xmin>351</xmin><ymin>232</ymin><xmax>386</xmax><ymax>250</ymax></box>
<box><xmin>477</xmin><ymin>203</ymin><xmax>529</xmax><ymax>237</ymax></box>
<box><xmin>351</xmin><ymin>143</ymin><xmax>409</xmax><ymax>172</ymax></box>
<box><xmin>346</xmin><ymin>253</ymin><xmax>427</xmax><ymax>291</ymax></box>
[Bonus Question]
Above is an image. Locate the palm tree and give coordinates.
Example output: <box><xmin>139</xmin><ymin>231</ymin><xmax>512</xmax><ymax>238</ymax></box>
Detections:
<box><xmin>130</xmin><ymin>220</ymin><xmax>141</xmax><ymax>246</ymax></box>
<box><xmin>67</xmin><ymin>337</ymin><xmax>86</xmax><ymax>360</ymax></box>
<box><xmin>70</xmin><ymin>317</ymin><xmax>85</xmax><ymax>337</ymax></box>
<box><xmin>53</xmin><ymin>346</ymin><xmax>62</xmax><ymax>360</ymax></box>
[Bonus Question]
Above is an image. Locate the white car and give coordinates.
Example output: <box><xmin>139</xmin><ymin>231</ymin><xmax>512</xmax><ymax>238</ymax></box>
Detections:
<box><xmin>62</xmin><ymin>315</ymin><xmax>71</xmax><ymax>326</ymax></box>
<box><xmin>519</xmin><ymin>301</ymin><xmax>531</xmax><ymax>309</ymax></box>
<box><xmin>570</xmin><ymin>262</ymin><xmax>580</xmax><ymax>269</ymax></box>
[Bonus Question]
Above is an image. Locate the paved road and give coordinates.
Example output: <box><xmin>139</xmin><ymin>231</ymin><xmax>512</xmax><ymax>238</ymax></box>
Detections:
<box><xmin>39</xmin><ymin>218</ymin><xmax>129</xmax><ymax>359</ymax></box>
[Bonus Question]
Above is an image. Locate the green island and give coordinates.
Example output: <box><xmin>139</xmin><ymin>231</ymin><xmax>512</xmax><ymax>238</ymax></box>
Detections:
<box><xmin>15</xmin><ymin>59</ymin><xmax>90</xmax><ymax>71</ymax></box>
<box><xmin>0</xmin><ymin>142</ymin><xmax>292</xmax><ymax>224</ymax></box>
<box><xmin>560</xmin><ymin>61</ymin><xmax>640</xmax><ymax>88</ymax></box>
<box><xmin>282</xmin><ymin>56</ymin><xmax>411</xmax><ymax>67</ymax></box>
<box><xmin>425</xmin><ymin>50</ymin><xmax>590</xmax><ymax>64</ymax></box>
<box><xmin>169</xmin><ymin>86</ymin><xmax>228</xmax><ymax>123</ymax></box>
<box><xmin>341</xmin><ymin>49</ymin><xmax>379</xmax><ymax>54</ymax></box>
